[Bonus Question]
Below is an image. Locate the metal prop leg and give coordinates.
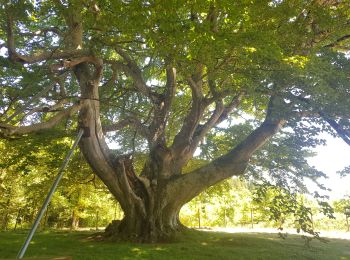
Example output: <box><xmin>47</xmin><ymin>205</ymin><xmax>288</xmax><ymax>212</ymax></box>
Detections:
<box><xmin>17</xmin><ymin>129</ymin><xmax>84</xmax><ymax>259</ymax></box>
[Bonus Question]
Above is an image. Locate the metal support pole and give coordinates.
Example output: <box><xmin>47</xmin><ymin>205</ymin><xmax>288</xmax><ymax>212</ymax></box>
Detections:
<box><xmin>17</xmin><ymin>129</ymin><xmax>84</xmax><ymax>259</ymax></box>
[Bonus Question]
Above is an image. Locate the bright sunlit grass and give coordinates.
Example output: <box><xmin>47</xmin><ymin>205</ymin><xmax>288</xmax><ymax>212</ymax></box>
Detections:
<box><xmin>0</xmin><ymin>229</ymin><xmax>349</xmax><ymax>259</ymax></box>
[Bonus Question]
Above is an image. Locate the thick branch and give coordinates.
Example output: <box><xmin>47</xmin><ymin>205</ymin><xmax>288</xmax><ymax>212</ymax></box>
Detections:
<box><xmin>192</xmin><ymin>94</ymin><xmax>243</xmax><ymax>146</ymax></box>
<box><xmin>5</xmin><ymin>13</ymin><xmax>89</xmax><ymax>64</ymax></box>
<box><xmin>167</xmin><ymin>117</ymin><xmax>285</xmax><ymax>206</ymax></box>
<box><xmin>171</xmin><ymin>93</ymin><xmax>244</xmax><ymax>171</ymax></box>
<box><xmin>171</xmin><ymin>78</ymin><xmax>207</xmax><ymax>154</ymax></box>
<box><xmin>25</xmin><ymin>99</ymin><xmax>71</xmax><ymax>116</ymax></box>
<box><xmin>72</xmin><ymin>58</ymin><xmax>132</xmax><ymax>210</ymax></box>
<box><xmin>324</xmin><ymin>34</ymin><xmax>350</xmax><ymax>48</ymax></box>
<box><xmin>215</xmin><ymin>92</ymin><xmax>244</xmax><ymax>125</ymax></box>
<box><xmin>6</xmin><ymin>13</ymin><xmax>17</xmax><ymax>62</ymax></box>
<box><xmin>167</xmin><ymin>96</ymin><xmax>286</xmax><ymax>205</ymax></box>
<box><xmin>168</xmin><ymin>101</ymin><xmax>225</xmax><ymax>171</ymax></box>
<box><xmin>62</xmin><ymin>56</ymin><xmax>102</xmax><ymax>68</ymax></box>
<box><xmin>165</xmin><ymin>67</ymin><xmax>177</xmax><ymax>107</ymax></box>
<box><xmin>187</xmin><ymin>77</ymin><xmax>203</xmax><ymax>101</ymax></box>
<box><xmin>6</xmin><ymin>30</ymin><xmax>90</xmax><ymax>64</ymax></box>
<box><xmin>148</xmin><ymin>67</ymin><xmax>177</xmax><ymax>146</ymax></box>
<box><xmin>292</xmin><ymin>94</ymin><xmax>350</xmax><ymax>146</ymax></box>
<box><xmin>319</xmin><ymin>111</ymin><xmax>350</xmax><ymax>146</ymax></box>
<box><xmin>112</xmin><ymin>47</ymin><xmax>159</xmax><ymax>102</ymax></box>
<box><xmin>0</xmin><ymin>104</ymin><xmax>81</xmax><ymax>136</ymax></box>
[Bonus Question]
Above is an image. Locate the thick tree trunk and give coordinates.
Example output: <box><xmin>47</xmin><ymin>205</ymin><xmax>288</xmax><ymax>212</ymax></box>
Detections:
<box><xmin>105</xmin><ymin>196</ymin><xmax>185</xmax><ymax>242</ymax></box>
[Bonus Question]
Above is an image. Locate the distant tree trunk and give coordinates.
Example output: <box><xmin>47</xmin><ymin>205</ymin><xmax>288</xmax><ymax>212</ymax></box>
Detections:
<box><xmin>1</xmin><ymin>199</ymin><xmax>10</xmax><ymax>230</ymax></box>
<box><xmin>198</xmin><ymin>206</ymin><xmax>201</xmax><ymax>229</ymax></box>
<box><xmin>42</xmin><ymin>205</ymin><xmax>49</xmax><ymax>230</ymax></box>
<box><xmin>95</xmin><ymin>211</ymin><xmax>99</xmax><ymax>231</ymax></box>
<box><xmin>1</xmin><ymin>214</ymin><xmax>9</xmax><ymax>231</ymax></box>
<box><xmin>224</xmin><ymin>208</ymin><xmax>227</xmax><ymax>227</ymax></box>
<box><xmin>250</xmin><ymin>208</ymin><xmax>254</xmax><ymax>229</ymax></box>
<box><xmin>71</xmin><ymin>210</ymin><xmax>80</xmax><ymax>230</ymax></box>
<box><xmin>57</xmin><ymin>212</ymin><xmax>63</xmax><ymax>229</ymax></box>
<box><xmin>13</xmin><ymin>208</ymin><xmax>21</xmax><ymax>231</ymax></box>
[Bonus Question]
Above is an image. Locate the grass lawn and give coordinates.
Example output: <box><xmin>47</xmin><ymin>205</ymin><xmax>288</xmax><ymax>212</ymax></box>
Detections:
<box><xmin>0</xmin><ymin>229</ymin><xmax>349</xmax><ymax>259</ymax></box>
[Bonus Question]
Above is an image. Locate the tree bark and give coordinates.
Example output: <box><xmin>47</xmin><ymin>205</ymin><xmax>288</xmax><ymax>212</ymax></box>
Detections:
<box><xmin>104</xmin><ymin>199</ymin><xmax>186</xmax><ymax>242</ymax></box>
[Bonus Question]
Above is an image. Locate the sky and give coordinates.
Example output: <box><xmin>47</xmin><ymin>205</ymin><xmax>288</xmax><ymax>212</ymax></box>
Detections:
<box><xmin>307</xmin><ymin>134</ymin><xmax>350</xmax><ymax>200</ymax></box>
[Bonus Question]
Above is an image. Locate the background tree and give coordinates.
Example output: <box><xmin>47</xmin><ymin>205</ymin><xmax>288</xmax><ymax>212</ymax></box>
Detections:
<box><xmin>333</xmin><ymin>196</ymin><xmax>350</xmax><ymax>231</ymax></box>
<box><xmin>0</xmin><ymin>132</ymin><xmax>118</xmax><ymax>231</ymax></box>
<box><xmin>1</xmin><ymin>0</ymin><xmax>350</xmax><ymax>242</ymax></box>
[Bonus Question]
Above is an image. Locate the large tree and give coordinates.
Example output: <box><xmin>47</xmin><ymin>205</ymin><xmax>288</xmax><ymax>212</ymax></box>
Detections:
<box><xmin>1</xmin><ymin>0</ymin><xmax>350</xmax><ymax>241</ymax></box>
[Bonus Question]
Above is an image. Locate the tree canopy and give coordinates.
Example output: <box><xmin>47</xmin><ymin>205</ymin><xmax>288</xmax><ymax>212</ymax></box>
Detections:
<box><xmin>1</xmin><ymin>0</ymin><xmax>350</xmax><ymax>241</ymax></box>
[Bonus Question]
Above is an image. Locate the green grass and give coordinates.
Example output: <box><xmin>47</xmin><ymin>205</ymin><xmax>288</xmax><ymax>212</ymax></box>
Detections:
<box><xmin>0</xmin><ymin>229</ymin><xmax>349</xmax><ymax>259</ymax></box>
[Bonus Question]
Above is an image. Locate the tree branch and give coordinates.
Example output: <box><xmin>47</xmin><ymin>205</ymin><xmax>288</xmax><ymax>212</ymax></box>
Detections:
<box><xmin>319</xmin><ymin>112</ymin><xmax>350</xmax><ymax>146</ymax></box>
<box><xmin>0</xmin><ymin>104</ymin><xmax>81</xmax><ymax>136</ymax></box>
<box><xmin>171</xmin><ymin>89</ymin><xmax>243</xmax><ymax>171</ymax></box>
<box><xmin>189</xmin><ymin>100</ymin><xmax>224</xmax><ymax>150</ymax></box>
<box><xmin>147</xmin><ymin>67</ymin><xmax>177</xmax><ymax>147</ymax></box>
<box><xmin>103</xmin><ymin>117</ymin><xmax>150</xmax><ymax>139</ymax></box>
<box><xmin>292</xmin><ymin>94</ymin><xmax>350</xmax><ymax>146</ymax></box>
<box><xmin>324</xmin><ymin>34</ymin><xmax>350</xmax><ymax>48</ymax></box>
<box><xmin>192</xmin><ymin>93</ymin><xmax>244</xmax><ymax>147</ymax></box>
<box><xmin>5</xmin><ymin>12</ymin><xmax>89</xmax><ymax>66</ymax></box>
<box><xmin>4</xmin><ymin>71</ymin><xmax>70</xmax><ymax>123</ymax></box>
<box><xmin>170</xmin><ymin>75</ymin><xmax>207</xmax><ymax>152</ymax></box>
<box><xmin>5</xmin><ymin>14</ymin><xmax>90</xmax><ymax>64</ymax></box>
<box><xmin>111</xmin><ymin>47</ymin><xmax>159</xmax><ymax>103</ymax></box>
<box><xmin>165</xmin><ymin>67</ymin><xmax>177</xmax><ymax>107</ymax></box>
<box><xmin>24</xmin><ymin>99</ymin><xmax>71</xmax><ymax>116</ymax></box>
<box><xmin>19</xmin><ymin>27</ymin><xmax>63</xmax><ymax>37</ymax></box>
<box><xmin>166</xmin><ymin>97</ymin><xmax>286</xmax><ymax>205</ymax></box>
<box><xmin>215</xmin><ymin>92</ymin><xmax>244</xmax><ymax>125</ymax></box>
<box><xmin>6</xmin><ymin>12</ymin><xmax>17</xmax><ymax>62</ymax></box>
<box><xmin>63</xmin><ymin>56</ymin><xmax>102</xmax><ymax>68</ymax></box>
